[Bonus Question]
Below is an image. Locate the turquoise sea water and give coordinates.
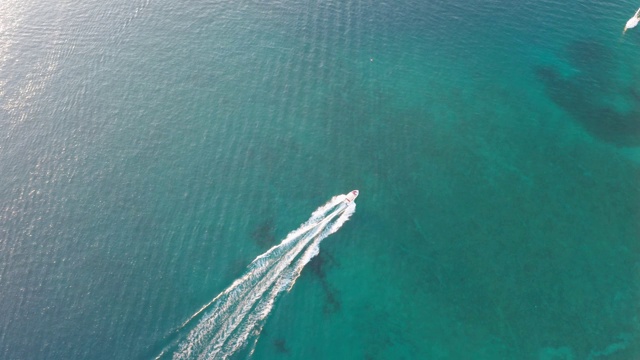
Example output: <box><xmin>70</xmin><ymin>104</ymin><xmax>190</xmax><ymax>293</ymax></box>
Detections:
<box><xmin>1</xmin><ymin>0</ymin><xmax>639</xmax><ymax>359</ymax></box>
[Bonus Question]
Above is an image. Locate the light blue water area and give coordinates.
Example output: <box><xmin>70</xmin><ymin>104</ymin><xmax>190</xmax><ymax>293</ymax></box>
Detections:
<box><xmin>0</xmin><ymin>0</ymin><xmax>639</xmax><ymax>359</ymax></box>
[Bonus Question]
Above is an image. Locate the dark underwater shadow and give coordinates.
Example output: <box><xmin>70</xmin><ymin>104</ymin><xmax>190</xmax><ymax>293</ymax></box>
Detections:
<box><xmin>251</xmin><ymin>218</ymin><xmax>277</xmax><ymax>249</ymax></box>
<box><xmin>534</xmin><ymin>40</ymin><xmax>640</xmax><ymax>147</ymax></box>
<box><xmin>306</xmin><ymin>251</ymin><xmax>342</xmax><ymax>314</ymax></box>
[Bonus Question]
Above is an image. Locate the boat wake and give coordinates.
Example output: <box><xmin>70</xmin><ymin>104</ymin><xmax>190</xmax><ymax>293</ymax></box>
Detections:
<box><xmin>156</xmin><ymin>193</ymin><xmax>356</xmax><ymax>360</ymax></box>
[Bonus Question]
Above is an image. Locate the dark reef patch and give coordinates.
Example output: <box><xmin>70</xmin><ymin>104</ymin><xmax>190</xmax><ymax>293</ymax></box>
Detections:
<box><xmin>307</xmin><ymin>251</ymin><xmax>332</xmax><ymax>280</ymax></box>
<box><xmin>306</xmin><ymin>252</ymin><xmax>342</xmax><ymax>314</ymax></box>
<box><xmin>273</xmin><ymin>338</ymin><xmax>289</xmax><ymax>354</ymax></box>
<box><xmin>565</xmin><ymin>40</ymin><xmax>614</xmax><ymax>83</ymax></box>
<box><xmin>251</xmin><ymin>219</ymin><xmax>277</xmax><ymax>249</ymax></box>
<box><xmin>321</xmin><ymin>287</ymin><xmax>341</xmax><ymax>314</ymax></box>
<box><xmin>534</xmin><ymin>40</ymin><xmax>640</xmax><ymax>146</ymax></box>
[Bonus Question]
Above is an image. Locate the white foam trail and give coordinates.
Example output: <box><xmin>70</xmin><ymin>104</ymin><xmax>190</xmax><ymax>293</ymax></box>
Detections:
<box><xmin>171</xmin><ymin>195</ymin><xmax>356</xmax><ymax>360</ymax></box>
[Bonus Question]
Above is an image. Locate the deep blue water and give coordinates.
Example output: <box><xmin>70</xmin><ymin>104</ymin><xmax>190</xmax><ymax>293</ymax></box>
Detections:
<box><xmin>1</xmin><ymin>0</ymin><xmax>639</xmax><ymax>359</ymax></box>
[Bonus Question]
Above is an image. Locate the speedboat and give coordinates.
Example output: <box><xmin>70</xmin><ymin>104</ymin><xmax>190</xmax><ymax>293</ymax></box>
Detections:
<box><xmin>345</xmin><ymin>190</ymin><xmax>359</xmax><ymax>203</ymax></box>
<box><xmin>625</xmin><ymin>8</ymin><xmax>640</xmax><ymax>33</ymax></box>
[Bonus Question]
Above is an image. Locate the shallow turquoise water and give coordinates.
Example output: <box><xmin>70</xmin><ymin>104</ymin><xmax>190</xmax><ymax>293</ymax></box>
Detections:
<box><xmin>0</xmin><ymin>0</ymin><xmax>639</xmax><ymax>359</ymax></box>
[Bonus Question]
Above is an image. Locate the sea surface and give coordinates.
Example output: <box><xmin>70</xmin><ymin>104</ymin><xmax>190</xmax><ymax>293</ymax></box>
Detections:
<box><xmin>1</xmin><ymin>0</ymin><xmax>639</xmax><ymax>359</ymax></box>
